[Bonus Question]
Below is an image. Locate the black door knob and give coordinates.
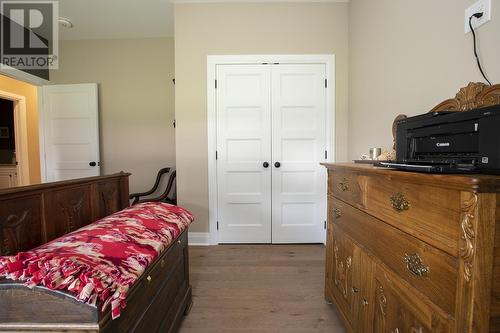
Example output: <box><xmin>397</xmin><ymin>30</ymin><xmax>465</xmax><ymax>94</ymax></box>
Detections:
<box><xmin>274</xmin><ymin>162</ymin><xmax>281</xmax><ymax>168</ymax></box>
<box><xmin>89</xmin><ymin>161</ymin><xmax>97</xmax><ymax>167</ymax></box>
<box><xmin>263</xmin><ymin>162</ymin><xmax>269</xmax><ymax>168</ymax></box>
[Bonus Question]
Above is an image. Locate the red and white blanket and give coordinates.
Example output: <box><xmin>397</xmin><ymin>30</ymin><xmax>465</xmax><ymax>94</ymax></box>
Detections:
<box><xmin>0</xmin><ymin>202</ymin><xmax>194</xmax><ymax>320</ymax></box>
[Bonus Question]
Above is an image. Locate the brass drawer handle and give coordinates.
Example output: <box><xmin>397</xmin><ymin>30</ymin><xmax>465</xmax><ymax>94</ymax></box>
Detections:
<box><xmin>390</xmin><ymin>192</ymin><xmax>410</xmax><ymax>212</ymax></box>
<box><xmin>404</xmin><ymin>253</ymin><xmax>429</xmax><ymax>277</ymax></box>
<box><xmin>338</xmin><ymin>178</ymin><xmax>349</xmax><ymax>192</ymax></box>
<box><xmin>177</xmin><ymin>240</ymin><xmax>181</xmax><ymax>245</ymax></box>
<box><xmin>146</xmin><ymin>275</ymin><xmax>152</xmax><ymax>283</ymax></box>
<box><xmin>333</xmin><ymin>208</ymin><xmax>342</xmax><ymax>218</ymax></box>
<box><xmin>352</xmin><ymin>287</ymin><xmax>359</xmax><ymax>293</ymax></box>
<box><xmin>361</xmin><ymin>298</ymin><xmax>368</xmax><ymax>306</ymax></box>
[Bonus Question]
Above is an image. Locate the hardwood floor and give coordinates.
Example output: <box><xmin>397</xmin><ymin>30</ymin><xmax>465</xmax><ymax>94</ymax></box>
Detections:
<box><xmin>179</xmin><ymin>245</ymin><xmax>346</xmax><ymax>333</ymax></box>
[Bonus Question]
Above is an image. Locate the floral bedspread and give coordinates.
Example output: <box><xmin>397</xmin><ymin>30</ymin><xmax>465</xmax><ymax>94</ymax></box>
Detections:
<box><xmin>0</xmin><ymin>202</ymin><xmax>194</xmax><ymax>320</ymax></box>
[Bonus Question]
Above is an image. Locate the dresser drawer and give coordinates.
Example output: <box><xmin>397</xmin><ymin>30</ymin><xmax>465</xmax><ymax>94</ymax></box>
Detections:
<box><xmin>328</xmin><ymin>169</ymin><xmax>365</xmax><ymax>207</ymax></box>
<box><xmin>330</xmin><ymin>197</ymin><xmax>458</xmax><ymax>315</ymax></box>
<box><xmin>364</xmin><ymin>176</ymin><xmax>461</xmax><ymax>256</ymax></box>
<box><xmin>372</xmin><ymin>265</ymin><xmax>453</xmax><ymax>333</ymax></box>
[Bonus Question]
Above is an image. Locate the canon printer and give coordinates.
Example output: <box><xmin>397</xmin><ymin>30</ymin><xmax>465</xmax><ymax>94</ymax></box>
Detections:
<box><xmin>378</xmin><ymin>104</ymin><xmax>500</xmax><ymax>174</ymax></box>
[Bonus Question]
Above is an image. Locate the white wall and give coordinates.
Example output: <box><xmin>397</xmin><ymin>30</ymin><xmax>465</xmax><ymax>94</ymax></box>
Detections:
<box><xmin>175</xmin><ymin>2</ymin><xmax>349</xmax><ymax>233</ymax></box>
<box><xmin>50</xmin><ymin>37</ymin><xmax>176</xmax><ymax>193</ymax></box>
<box><xmin>349</xmin><ymin>0</ymin><xmax>500</xmax><ymax>160</ymax></box>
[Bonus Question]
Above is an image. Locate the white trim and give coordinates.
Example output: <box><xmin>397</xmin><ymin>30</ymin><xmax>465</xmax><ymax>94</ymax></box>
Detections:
<box><xmin>207</xmin><ymin>54</ymin><xmax>336</xmax><ymax>245</ymax></box>
<box><xmin>0</xmin><ymin>90</ymin><xmax>30</xmax><ymax>186</ymax></box>
<box><xmin>37</xmin><ymin>87</ymin><xmax>47</xmax><ymax>183</ymax></box>
<box><xmin>188</xmin><ymin>232</ymin><xmax>211</xmax><ymax>246</ymax></box>
<box><xmin>0</xmin><ymin>65</ymin><xmax>49</xmax><ymax>86</ymax></box>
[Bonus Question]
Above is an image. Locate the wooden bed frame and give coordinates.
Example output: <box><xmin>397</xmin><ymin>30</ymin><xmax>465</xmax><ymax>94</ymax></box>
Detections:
<box><xmin>0</xmin><ymin>173</ymin><xmax>193</xmax><ymax>333</ymax></box>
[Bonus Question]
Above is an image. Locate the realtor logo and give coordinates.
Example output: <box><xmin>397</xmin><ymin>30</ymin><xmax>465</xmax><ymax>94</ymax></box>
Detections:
<box><xmin>0</xmin><ymin>0</ymin><xmax>59</xmax><ymax>69</ymax></box>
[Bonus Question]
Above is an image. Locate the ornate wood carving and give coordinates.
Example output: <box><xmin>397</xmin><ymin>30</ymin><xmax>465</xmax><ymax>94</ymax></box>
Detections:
<box><xmin>377</xmin><ymin>284</ymin><xmax>387</xmax><ymax>317</ymax></box>
<box><xmin>460</xmin><ymin>192</ymin><xmax>478</xmax><ymax>282</ymax></box>
<box><xmin>431</xmin><ymin>82</ymin><xmax>500</xmax><ymax>112</ymax></box>
<box><xmin>0</xmin><ymin>211</ymin><xmax>30</xmax><ymax>255</ymax></box>
<box><xmin>60</xmin><ymin>197</ymin><xmax>85</xmax><ymax>233</ymax></box>
<box><xmin>100</xmin><ymin>186</ymin><xmax>119</xmax><ymax>216</ymax></box>
<box><xmin>0</xmin><ymin>173</ymin><xmax>129</xmax><ymax>254</ymax></box>
<box><xmin>392</xmin><ymin>114</ymin><xmax>407</xmax><ymax>149</ymax></box>
<box><xmin>333</xmin><ymin>242</ymin><xmax>352</xmax><ymax>299</ymax></box>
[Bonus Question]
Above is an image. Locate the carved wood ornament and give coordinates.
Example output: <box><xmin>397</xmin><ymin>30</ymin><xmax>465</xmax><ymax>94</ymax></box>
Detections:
<box><xmin>460</xmin><ymin>193</ymin><xmax>478</xmax><ymax>282</ymax></box>
<box><xmin>0</xmin><ymin>211</ymin><xmax>30</xmax><ymax>255</ymax></box>
<box><xmin>333</xmin><ymin>242</ymin><xmax>352</xmax><ymax>299</ymax></box>
<box><xmin>59</xmin><ymin>197</ymin><xmax>85</xmax><ymax>233</ymax></box>
<box><xmin>431</xmin><ymin>82</ymin><xmax>500</xmax><ymax>112</ymax></box>
<box><xmin>377</xmin><ymin>284</ymin><xmax>387</xmax><ymax>317</ymax></box>
<box><xmin>101</xmin><ymin>187</ymin><xmax>118</xmax><ymax>214</ymax></box>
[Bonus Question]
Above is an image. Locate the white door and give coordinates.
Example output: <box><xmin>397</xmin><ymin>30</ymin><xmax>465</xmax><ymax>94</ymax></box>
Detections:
<box><xmin>41</xmin><ymin>84</ymin><xmax>100</xmax><ymax>182</ymax></box>
<box><xmin>0</xmin><ymin>166</ymin><xmax>17</xmax><ymax>189</ymax></box>
<box><xmin>216</xmin><ymin>65</ymin><xmax>272</xmax><ymax>243</ymax></box>
<box><xmin>271</xmin><ymin>64</ymin><xmax>327</xmax><ymax>243</ymax></box>
<box><xmin>216</xmin><ymin>64</ymin><xmax>327</xmax><ymax>244</ymax></box>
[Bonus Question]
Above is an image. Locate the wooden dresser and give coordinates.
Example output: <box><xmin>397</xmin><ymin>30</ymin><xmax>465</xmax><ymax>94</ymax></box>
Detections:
<box><xmin>323</xmin><ymin>163</ymin><xmax>500</xmax><ymax>333</ymax></box>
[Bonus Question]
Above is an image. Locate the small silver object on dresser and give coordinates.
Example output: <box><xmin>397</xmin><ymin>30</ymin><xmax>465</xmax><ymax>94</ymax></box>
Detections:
<box><xmin>369</xmin><ymin>148</ymin><xmax>382</xmax><ymax>160</ymax></box>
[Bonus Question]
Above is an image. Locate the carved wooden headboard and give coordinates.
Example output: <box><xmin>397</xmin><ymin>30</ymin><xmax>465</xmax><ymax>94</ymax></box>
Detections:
<box><xmin>431</xmin><ymin>82</ymin><xmax>500</xmax><ymax>112</ymax></box>
<box><xmin>0</xmin><ymin>172</ymin><xmax>130</xmax><ymax>256</ymax></box>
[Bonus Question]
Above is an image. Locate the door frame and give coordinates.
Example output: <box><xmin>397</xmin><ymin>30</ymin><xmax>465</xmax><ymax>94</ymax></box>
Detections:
<box><xmin>0</xmin><ymin>89</ymin><xmax>30</xmax><ymax>186</ymax></box>
<box><xmin>207</xmin><ymin>54</ymin><xmax>336</xmax><ymax>245</ymax></box>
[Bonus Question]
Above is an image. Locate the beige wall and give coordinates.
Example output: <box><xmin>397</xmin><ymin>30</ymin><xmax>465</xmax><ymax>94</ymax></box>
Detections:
<box><xmin>0</xmin><ymin>75</ymin><xmax>40</xmax><ymax>184</ymax></box>
<box><xmin>175</xmin><ymin>3</ymin><xmax>349</xmax><ymax>233</ymax></box>
<box><xmin>50</xmin><ymin>37</ymin><xmax>176</xmax><ymax>193</ymax></box>
<box><xmin>349</xmin><ymin>0</ymin><xmax>500</xmax><ymax>160</ymax></box>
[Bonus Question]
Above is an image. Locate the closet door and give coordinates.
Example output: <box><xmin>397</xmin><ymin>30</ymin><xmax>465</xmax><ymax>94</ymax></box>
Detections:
<box><xmin>271</xmin><ymin>64</ymin><xmax>327</xmax><ymax>243</ymax></box>
<box><xmin>216</xmin><ymin>65</ymin><xmax>272</xmax><ymax>243</ymax></box>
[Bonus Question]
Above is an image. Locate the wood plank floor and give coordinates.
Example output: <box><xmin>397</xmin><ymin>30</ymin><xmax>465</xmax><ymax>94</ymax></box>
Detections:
<box><xmin>179</xmin><ymin>245</ymin><xmax>346</xmax><ymax>333</ymax></box>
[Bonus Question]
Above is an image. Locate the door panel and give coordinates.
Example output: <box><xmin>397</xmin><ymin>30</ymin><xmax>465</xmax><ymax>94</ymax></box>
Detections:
<box><xmin>42</xmin><ymin>84</ymin><xmax>99</xmax><ymax>182</ymax></box>
<box><xmin>216</xmin><ymin>65</ymin><xmax>272</xmax><ymax>243</ymax></box>
<box><xmin>373</xmin><ymin>266</ymin><xmax>452</xmax><ymax>333</ymax></box>
<box><xmin>271</xmin><ymin>64</ymin><xmax>327</xmax><ymax>243</ymax></box>
<box><xmin>329</xmin><ymin>223</ymin><xmax>356</xmax><ymax>325</ymax></box>
<box><xmin>353</xmin><ymin>246</ymin><xmax>376</xmax><ymax>333</ymax></box>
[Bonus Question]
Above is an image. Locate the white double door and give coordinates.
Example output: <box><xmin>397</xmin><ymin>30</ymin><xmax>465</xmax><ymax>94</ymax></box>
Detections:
<box><xmin>216</xmin><ymin>64</ymin><xmax>327</xmax><ymax>244</ymax></box>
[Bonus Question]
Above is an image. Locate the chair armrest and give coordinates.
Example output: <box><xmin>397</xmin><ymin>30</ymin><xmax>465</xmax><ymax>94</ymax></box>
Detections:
<box><xmin>135</xmin><ymin>171</ymin><xmax>177</xmax><ymax>205</ymax></box>
<box><xmin>129</xmin><ymin>167</ymin><xmax>171</xmax><ymax>204</ymax></box>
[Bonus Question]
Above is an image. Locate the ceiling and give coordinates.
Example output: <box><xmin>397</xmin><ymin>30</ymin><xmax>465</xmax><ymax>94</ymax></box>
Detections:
<box><xmin>58</xmin><ymin>0</ymin><xmax>348</xmax><ymax>40</ymax></box>
<box><xmin>58</xmin><ymin>0</ymin><xmax>174</xmax><ymax>40</ymax></box>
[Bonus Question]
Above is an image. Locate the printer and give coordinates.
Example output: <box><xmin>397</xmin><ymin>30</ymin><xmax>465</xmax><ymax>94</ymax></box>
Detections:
<box><xmin>382</xmin><ymin>104</ymin><xmax>500</xmax><ymax>174</ymax></box>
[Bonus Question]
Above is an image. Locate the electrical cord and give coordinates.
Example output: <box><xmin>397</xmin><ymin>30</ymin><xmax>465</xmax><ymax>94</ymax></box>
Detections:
<box><xmin>469</xmin><ymin>12</ymin><xmax>492</xmax><ymax>86</ymax></box>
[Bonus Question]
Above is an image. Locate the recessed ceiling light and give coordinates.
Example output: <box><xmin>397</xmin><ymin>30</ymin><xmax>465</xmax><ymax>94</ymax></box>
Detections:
<box><xmin>58</xmin><ymin>17</ymin><xmax>73</xmax><ymax>28</ymax></box>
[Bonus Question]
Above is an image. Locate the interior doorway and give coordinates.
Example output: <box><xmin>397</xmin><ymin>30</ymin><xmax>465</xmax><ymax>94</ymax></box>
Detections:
<box><xmin>0</xmin><ymin>90</ymin><xmax>30</xmax><ymax>189</ymax></box>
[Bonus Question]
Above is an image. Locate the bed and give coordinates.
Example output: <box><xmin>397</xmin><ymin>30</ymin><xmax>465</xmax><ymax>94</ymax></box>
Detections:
<box><xmin>0</xmin><ymin>173</ymin><xmax>193</xmax><ymax>333</ymax></box>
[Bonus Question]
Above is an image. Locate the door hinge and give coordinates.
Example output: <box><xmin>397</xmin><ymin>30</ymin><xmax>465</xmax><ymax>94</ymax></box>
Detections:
<box><xmin>217</xmin><ymin>221</ymin><xmax>219</xmax><ymax>230</ymax></box>
<box><xmin>216</xmin><ymin>150</ymin><xmax>218</xmax><ymax>160</ymax></box>
<box><xmin>324</xmin><ymin>221</ymin><xmax>327</xmax><ymax>230</ymax></box>
<box><xmin>325</xmin><ymin>150</ymin><xmax>328</xmax><ymax>160</ymax></box>
<box><xmin>325</xmin><ymin>79</ymin><xmax>328</xmax><ymax>88</ymax></box>
<box><xmin>215</xmin><ymin>79</ymin><xmax>218</xmax><ymax>89</ymax></box>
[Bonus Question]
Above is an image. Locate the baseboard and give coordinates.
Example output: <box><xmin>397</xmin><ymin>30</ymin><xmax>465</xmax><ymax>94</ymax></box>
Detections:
<box><xmin>188</xmin><ymin>232</ymin><xmax>211</xmax><ymax>246</ymax></box>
